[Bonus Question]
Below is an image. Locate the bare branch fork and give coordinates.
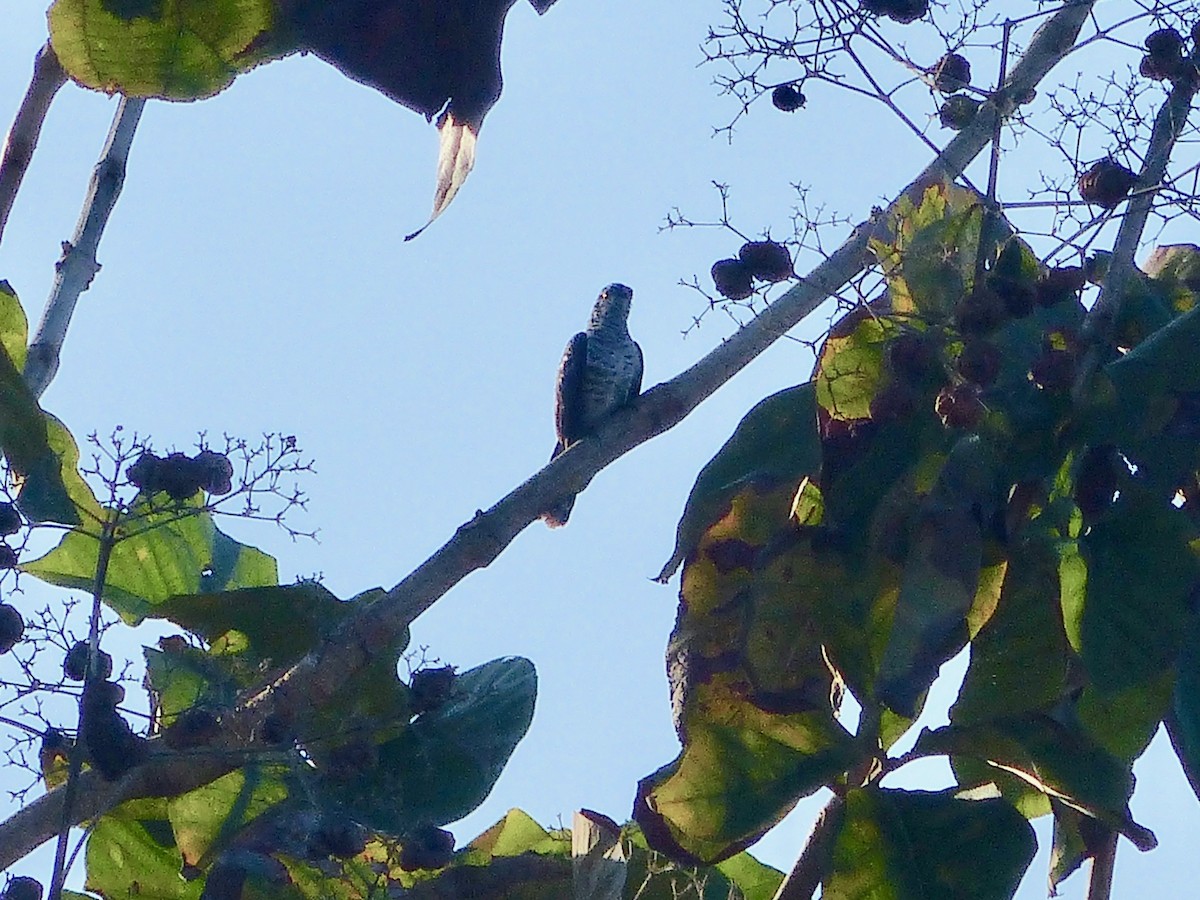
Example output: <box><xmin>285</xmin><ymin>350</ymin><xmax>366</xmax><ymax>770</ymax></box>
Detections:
<box><xmin>0</xmin><ymin>0</ymin><xmax>1095</xmax><ymax>872</ymax></box>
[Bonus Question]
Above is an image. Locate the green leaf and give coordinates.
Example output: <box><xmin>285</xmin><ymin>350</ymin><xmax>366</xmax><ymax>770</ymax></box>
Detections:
<box><xmin>86</xmin><ymin>799</ymin><xmax>199</xmax><ymax>900</ymax></box>
<box><xmin>19</xmin><ymin>413</ymin><xmax>102</xmax><ymax>526</ymax></box>
<box><xmin>823</xmin><ymin>788</ymin><xmax>1035</xmax><ymax>900</ymax></box>
<box><xmin>952</xmin><ymin>539</ymin><xmax>1072</xmax><ymax>725</ymax></box>
<box><xmin>22</xmin><ymin>501</ymin><xmax>277</xmax><ymax>624</ymax></box>
<box><xmin>168</xmin><ymin>765</ymin><xmax>289</xmax><ymax>868</ymax></box>
<box><xmin>48</xmin><ymin>0</ymin><xmax>279</xmax><ymax>101</ymax></box>
<box><xmin>1168</xmin><ymin>610</ymin><xmax>1200</xmax><ymax>799</ymax></box>
<box><xmin>870</xmin><ymin>179</ymin><xmax>990</xmax><ymax>319</ymax></box>
<box><xmin>877</xmin><ymin>436</ymin><xmax>998</xmax><ymax>716</ymax></box>
<box><xmin>154</xmin><ymin>582</ymin><xmax>358</xmax><ymax>667</ymax></box>
<box><xmin>815</xmin><ymin>314</ymin><xmax>892</xmax><ymax>425</ymax></box>
<box><xmin>1078</xmin><ymin>490</ymin><xmax>1200</xmax><ymax>691</ymax></box>
<box><xmin>917</xmin><ymin>715</ymin><xmax>1155</xmax><ymax>849</ymax></box>
<box><xmin>468</xmin><ymin>808</ymin><xmax>570</xmax><ymax>858</ymax></box>
<box><xmin>315</xmin><ymin>657</ymin><xmax>536</xmax><ymax>835</ymax></box>
<box><xmin>714</xmin><ymin>850</ymin><xmax>786</xmax><ymax>900</ymax></box>
<box><xmin>0</xmin><ymin>280</ymin><xmax>28</xmax><ymax>372</ymax></box>
<box><xmin>657</xmin><ymin>384</ymin><xmax>820</xmax><ymax>582</ymax></box>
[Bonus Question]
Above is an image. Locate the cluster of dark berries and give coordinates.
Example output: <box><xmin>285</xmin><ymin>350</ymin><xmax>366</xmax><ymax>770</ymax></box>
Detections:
<box><xmin>409</xmin><ymin>665</ymin><xmax>457</xmax><ymax>716</ymax></box>
<box><xmin>0</xmin><ymin>503</ymin><xmax>22</xmax><ymax>574</ymax></box>
<box><xmin>1</xmin><ymin>877</ymin><xmax>42</xmax><ymax>900</ymax></box>
<box><xmin>127</xmin><ymin>449</ymin><xmax>234</xmax><ymax>500</ymax></box>
<box><xmin>164</xmin><ymin>707</ymin><xmax>221</xmax><ymax>750</ymax></box>
<box><xmin>939</xmin><ymin>94</ymin><xmax>980</xmax><ymax>130</ymax></box>
<box><xmin>82</xmin><ymin>678</ymin><xmax>147</xmax><ymax>781</ymax></box>
<box><xmin>935</xmin><ymin>382</ymin><xmax>985</xmax><ymax>429</ymax></box>
<box><xmin>324</xmin><ymin>733</ymin><xmax>379</xmax><ymax>781</ymax></box>
<box><xmin>869</xmin><ymin>331</ymin><xmax>942</xmax><ymax>422</ymax></box>
<box><xmin>308</xmin><ymin>814</ymin><xmax>369</xmax><ymax>860</ymax></box>
<box><xmin>1139</xmin><ymin>27</ymin><xmax>1200</xmax><ymax>84</ymax></box>
<box><xmin>1077</xmin><ymin>159</ymin><xmax>1137</xmax><ymax>209</ymax></box>
<box><xmin>398</xmin><ymin>825</ymin><xmax>456</xmax><ymax>871</ymax></box>
<box><xmin>711</xmin><ymin>240</ymin><xmax>794</xmax><ymax>300</ymax></box>
<box><xmin>931</xmin><ymin>53</ymin><xmax>971</xmax><ymax>93</ymax></box>
<box><xmin>64</xmin><ymin>640</ymin><xmax>113</xmax><ymax>681</ymax></box>
<box><xmin>0</xmin><ymin>604</ymin><xmax>23</xmax><ymax>655</ymax></box>
<box><xmin>771</xmin><ymin>84</ymin><xmax>806</xmax><ymax>112</ymax></box>
<box><xmin>1029</xmin><ymin>330</ymin><xmax>1081</xmax><ymax>393</ymax></box>
<box><xmin>861</xmin><ymin>0</ymin><xmax>928</xmax><ymax>24</ymax></box>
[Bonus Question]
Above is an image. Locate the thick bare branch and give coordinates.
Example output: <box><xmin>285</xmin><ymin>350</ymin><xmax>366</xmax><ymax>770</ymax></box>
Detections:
<box><xmin>0</xmin><ymin>42</ymin><xmax>66</xmax><ymax>248</ymax></box>
<box><xmin>0</xmin><ymin>0</ymin><xmax>1095</xmax><ymax>871</ymax></box>
<box><xmin>24</xmin><ymin>96</ymin><xmax>145</xmax><ymax>399</ymax></box>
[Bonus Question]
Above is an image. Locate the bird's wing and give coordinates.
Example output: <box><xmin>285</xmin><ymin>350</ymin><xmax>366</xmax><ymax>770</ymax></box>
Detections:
<box><xmin>555</xmin><ymin>332</ymin><xmax>589</xmax><ymax>450</ymax></box>
<box><xmin>628</xmin><ymin>341</ymin><xmax>644</xmax><ymax>402</ymax></box>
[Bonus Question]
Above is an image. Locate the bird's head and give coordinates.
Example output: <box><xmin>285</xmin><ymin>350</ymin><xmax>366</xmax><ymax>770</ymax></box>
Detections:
<box><xmin>589</xmin><ymin>283</ymin><xmax>634</xmax><ymax>329</ymax></box>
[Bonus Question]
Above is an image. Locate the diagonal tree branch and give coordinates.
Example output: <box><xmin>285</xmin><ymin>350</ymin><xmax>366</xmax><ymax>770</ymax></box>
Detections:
<box><xmin>1075</xmin><ymin>60</ymin><xmax>1199</xmax><ymax>397</ymax></box>
<box><xmin>24</xmin><ymin>96</ymin><xmax>145</xmax><ymax>399</ymax></box>
<box><xmin>0</xmin><ymin>0</ymin><xmax>1095</xmax><ymax>871</ymax></box>
<box><xmin>0</xmin><ymin>42</ymin><xmax>67</xmax><ymax>248</ymax></box>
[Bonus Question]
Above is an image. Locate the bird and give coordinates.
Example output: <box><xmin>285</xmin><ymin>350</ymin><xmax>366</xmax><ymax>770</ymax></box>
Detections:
<box><xmin>543</xmin><ymin>284</ymin><xmax>644</xmax><ymax>527</ymax></box>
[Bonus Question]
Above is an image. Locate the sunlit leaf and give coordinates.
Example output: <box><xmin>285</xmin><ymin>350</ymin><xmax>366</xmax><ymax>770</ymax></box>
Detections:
<box><xmin>86</xmin><ymin>799</ymin><xmax>199</xmax><ymax>900</ymax></box>
<box><xmin>168</xmin><ymin>765</ymin><xmax>289</xmax><ymax>868</ymax></box>
<box><xmin>48</xmin><ymin>0</ymin><xmax>277</xmax><ymax>100</ymax></box>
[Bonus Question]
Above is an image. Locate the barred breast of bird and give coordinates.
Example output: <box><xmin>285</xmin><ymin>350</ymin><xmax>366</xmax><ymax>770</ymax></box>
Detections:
<box><xmin>580</xmin><ymin>334</ymin><xmax>639</xmax><ymax>420</ymax></box>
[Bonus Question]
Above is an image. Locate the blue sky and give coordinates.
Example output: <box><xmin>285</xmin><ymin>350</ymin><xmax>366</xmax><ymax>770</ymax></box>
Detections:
<box><xmin>2</xmin><ymin>1</ymin><xmax>1199</xmax><ymax>896</ymax></box>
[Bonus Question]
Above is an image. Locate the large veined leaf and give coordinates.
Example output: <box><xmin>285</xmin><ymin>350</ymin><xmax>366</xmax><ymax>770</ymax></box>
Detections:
<box><xmin>823</xmin><ymin>788</ymin><xmax>1035</xmax><ymax>900</ymax></box>
<box><xmin>313</xmin><ymin>657</ymin><xmax>536</xmax><ymax>835</ymax></box>
<box><xmin>168</xmin><ymin>765</ymin><xmax>289</xmax><ymax>869</ymax></box>
<box><xmin>87</xmin><ymin>799</ymin><xmax>200</xmax><ymax>900</ymax></box>
<box><xmin>48</xmin><ymin>0</ymin><xmax>277</xmax><ymax>100</ymax></box>
<box><xmin>0</xmin><ymin>280</ymin><xmax>28</xmax><ymax>372</ymax></box>
<box><xmin>22</xmin><ymin>499</ymin><xmax>277</xmax><ymax>623</ymax></box>
<box><xmin>657</xmin><ymin>383</ymin><xmax>820</xmax><ymax>583</ymax></box>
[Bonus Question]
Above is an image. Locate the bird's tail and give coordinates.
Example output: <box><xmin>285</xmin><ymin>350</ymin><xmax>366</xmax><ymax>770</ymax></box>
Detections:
<box><xmin>542</xmin><ymin>442</ymin><xmax>576</xmax><ymax>528</ymax></box>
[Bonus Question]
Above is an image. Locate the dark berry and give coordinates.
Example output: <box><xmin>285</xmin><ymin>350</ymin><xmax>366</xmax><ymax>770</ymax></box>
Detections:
<box><xmin>939</xmin><ymin>94</ymin><xmax>980</xmax><ymax>130</ymax></box>
<box><xmin>158</xmin><ymin>452</ymin><xmax>204</xmax><ymax>501</ymax></box>
<box><xmin>1075</xmin><ymin>445</ymin><xmax>1120</xmax><ymax>522</ymax></box>
<box><xmin>935</xmin><ymin>383</ymin><xmax>985</xmax><ymax>429</ymax></box>
<box><xmin>308</xmin><ymin>816</ymin><xmax>369</xmax><ymax>859</ymax></box>
<box><xmin>64</xmin><ymin>641</ymin><xmax>113</xmax><ymax>681</ymax></box>
<box><xmin>0</xmin><ymin>504</ymin><xmax>21</xmax><ymax>537</ymax></box>
<box><xmin>954</xmin><ymin>285</ymin><xmax>1007</xmax><ymax>336</ymax></box>
<box><xmin>1036</xmin><ymin>267</ymin><xmax>1086</xmax><ymax>306</ymax></box>
<box><xmin>126</xmin><ymin>451</ymin><xmax>161</xmax><ymax>490</ymax></box>
<box><xmin>1146</xmin><ymin>28</ymin><xmax>1185</xmax><ymax>57</ymax></box>
<box><xmin>0</xmin><ymin>545</ymin><xmax>18</xmax><ymax>570</ymax></box>
<box><xmin>325</xmin><ymin>736</ymin><xmax>378</xmax><ymax>781</ymax></box>
<box><xmin>1077</xmin><ymin>159</ymin><xmax>1136</xmax><ymax>208</ymax></box>
<box><xmin>195</xmin><ymin>450</ymin><xmax>234</xmax><ymax>495</ymax></box>
<box><xmin>410</xmin><ymin>666</ymin><xmax>457</xmax><ymax>716</ymax></box>
<box><xmin>1030</xmin><ymin>347</ymin><xmax>1076</xmax><ymax>392</ymax></box>
<box><xmin>932</xmin><ymin>53</ymin><xmax>971</xmax><ymax>93</ymax></box>
<box><xmin>164</xmin><ymin>708</ymin><xmax>221</xmax><ymax>749</ymax></box>
<box><xmin>1</xmin><ymin>877</ymin><xmax>42</xmax><ymax>900</ymax></box>
<box><xmin>0</xmin><ymin>604</ymin><xmax>23</xmax><ymax>654</ymax></box>
<box><xmin>83</xmin><ymin>680</ymin><xmax>147</xmax><ymax>780</ymax></box>
<box><xmin>398</xmin><ymin>825</ymin><xmax>456</xmax><ymax>871</ymax></box>
<box><xmin>956</xmin><ymin>341</ymin><xmax>1001</xmax><ymax>387</ymax></box>
<box><xmin>711</xmin><ymin>258</ymin><xmax>754</xmax><ymax>300</ymax></box>
<box><xmin>887</xmin><ymin>332</ymin><xmax>940</xmax><ymax>381</ymax></box>
<box><xmin>738</xmin><ymin>240</ymin><xmax>794</xmax><ymax>282</ymax></box>
<box><xmin>771</xmin><ymin>84</ymin><xmax>806</xmax><ymax>112</ymax></box>
<box><xmin>1140</xmin><ymin>54</ymin><xmax>1179</xmax><ymax>81</ymax></box>
<box><xmin>869</xmin><ymin>380</ymin><xmax>919</xmax><ymax>421</ymax></box>
<box><xmin>158</xmin><ymin>634</ymin><xmax>189</xmax><ymax>654</ymax></box>
<box><xmin>861</xmin><ymin>0</ymin><xmax>928</xmax><ymax>24</ymax></box>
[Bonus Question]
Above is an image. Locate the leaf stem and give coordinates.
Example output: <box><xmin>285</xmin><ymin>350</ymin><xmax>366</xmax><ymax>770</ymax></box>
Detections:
<box><xmin>1085</xmin><ymin>830</ymin><xmax>1118</xmax><ymax>900</ymax></box>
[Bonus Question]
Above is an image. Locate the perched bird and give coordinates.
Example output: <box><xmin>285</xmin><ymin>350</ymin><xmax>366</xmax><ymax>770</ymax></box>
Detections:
<box><xmin>544</xmin><ymin>284</ymin><xmax>644</xmax><ymax>527</ymax></box>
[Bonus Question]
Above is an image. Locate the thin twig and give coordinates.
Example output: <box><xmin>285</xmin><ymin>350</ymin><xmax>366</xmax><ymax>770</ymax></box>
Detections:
<box><xmin>24</xmin><ymin>96</ymin><xmax>145</xmax><ymax>399</ymax></box>
<box><xmin>0</xmin><ymin>42</ymin><xmax>67</xmax><ymax>248</ymax></box>
<box><xmin>1074</xmin><ymin>67</ymin><xmax>1199</xmax><ymax>399</ymax></box>
<box><xmin>772</xmin><ymin>795</ymin><xmax>846</xmax><ymax>900</ymax></box>
<box><xmin>1085</xmin><ymin>830</ymin><xmax>1118</xmax><ymax>900</ymax></box>
<box><xmin>0</xmin><ymin>0</ymin><xmax>1096</xmax><ymax>869</ymax></box>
